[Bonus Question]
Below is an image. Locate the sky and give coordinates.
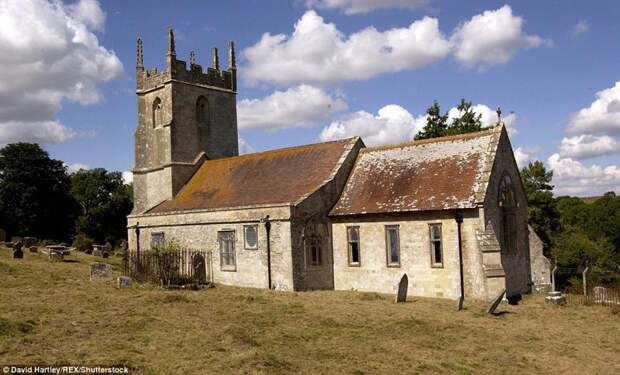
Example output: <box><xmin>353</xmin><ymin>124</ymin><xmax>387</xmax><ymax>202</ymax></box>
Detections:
<box><xmin>1</xmin><ymin>0</ymin><xmax>620</xmax><ymax>196</ymax></box>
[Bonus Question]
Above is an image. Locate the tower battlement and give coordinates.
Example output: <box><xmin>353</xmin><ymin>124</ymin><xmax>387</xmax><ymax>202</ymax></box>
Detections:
<box><xmin>136</xmin><ymin>27</ymin><xmax>237</xmax><ymax>93</ymax></box>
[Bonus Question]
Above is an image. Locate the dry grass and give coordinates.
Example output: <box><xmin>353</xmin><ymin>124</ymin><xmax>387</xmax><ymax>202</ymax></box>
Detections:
<box><xmin>0</xmin><ymin>246</ymin><xmax>619</xmax><ymax>374</ymax></box>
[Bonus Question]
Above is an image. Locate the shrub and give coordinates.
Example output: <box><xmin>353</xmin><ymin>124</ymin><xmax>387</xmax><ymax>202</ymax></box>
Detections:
<box><xmin>72</xmin><ymin>233</ymin><xmax>94</xmax><ymax>252</ymax></box>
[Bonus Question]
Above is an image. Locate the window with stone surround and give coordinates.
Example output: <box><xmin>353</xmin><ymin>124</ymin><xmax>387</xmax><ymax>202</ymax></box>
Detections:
<box><xmin>306</xmin><ymin>236</ymin><xmax>322</xmax><ymax>267</ymax></box>
<box><xmin>429</xmin><ymin>224</ymin><xmax>443</xmax><ymax>268</ymax></box>
<box><xmin>196</xmin><ymin>96</ymin><xmax>209</xmax><ymax>127</ymax></box>
<box><xmin>347</xmin><ymin>226</ymin><xmax>361</xmax><ymax>266</ymax></box>
<box><xmin>218</xmin><ymin>230</ymin><xmax>236</xmax><ymax>271</ymax></box>
<box><xmin>150</xmin><ymin>232</ymin><xmax>165</xmax><ymax>249</ymax></box>
<box><xmin>385</xmin><ymin>225</ymin><xmax>400</xmax><ymax>267</ymax></box>
<box><xmin>244</xmin><ymin>225</ymin><xmax>258</xmax><ymax>250</ymax></box>
<box><xmin>152</xmin><ymin>97</ymin><xmax>163</xmax><ymax>128</ymax></box>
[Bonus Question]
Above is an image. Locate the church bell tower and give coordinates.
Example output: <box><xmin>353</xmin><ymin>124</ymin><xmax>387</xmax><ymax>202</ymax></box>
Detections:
<box><xmin>132</xmin><ymin>27</ymin><xmax>239</xmax><ymax>214</ymax></box>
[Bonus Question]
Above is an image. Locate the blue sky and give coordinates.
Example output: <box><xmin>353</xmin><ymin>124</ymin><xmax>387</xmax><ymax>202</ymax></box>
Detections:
<box><xmin>1</xmin><ymin>0</ymin><xmax>620</xmax><ymax>195</ymax></box>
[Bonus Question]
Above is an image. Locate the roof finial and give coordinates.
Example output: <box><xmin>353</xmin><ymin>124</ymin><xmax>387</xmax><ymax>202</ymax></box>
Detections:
<box><xmin>212</xmin><ymin>47</ymin><xmax>220</xmax><ymax>70</ymax></box>
<box><xmin>189</xmin><ymin>50</ymin><xmax>196</xmax><ymax>66</ymax></box>
<box><xmin>228</xmin><ymin>41</ymin><xmax>236</xmax><ymax>69</ymax></box>
<box><xmin>136</xmin><ymin>37</ymin><xmax>144</xmax><ymax>70</ymax></box>
<box><xmin>496</xmin><ymin>106</ymin><xmax>502</xmax><ymax>126</ymax></box>
<box><xmin>167</xmin><ymin>26</ymin><xmax>175</xmax><ymax>56</ymax></box>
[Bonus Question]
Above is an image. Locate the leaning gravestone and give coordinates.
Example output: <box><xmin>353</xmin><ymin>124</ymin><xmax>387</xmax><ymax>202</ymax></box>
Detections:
<box><xmin>117</xmin><ymin>276</ymin><xmax>132</xmax><ymax>289</ymax></box>
<box><xmin>395</xmin><ymin>273</ymin><xmax>408</xmax><ymax>303</ymax></box>
<box><xmin>90</xmin><ymin>262</ymin><xmax>111</xmax><ymax>281</ymax></box>
<box><xmin>487</xmin><ymin>288</ymin><xmax>506</xmax><ymax>315</ymax></box>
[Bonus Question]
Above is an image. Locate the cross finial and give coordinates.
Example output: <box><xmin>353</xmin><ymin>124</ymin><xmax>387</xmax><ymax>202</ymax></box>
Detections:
<box><xmin>189</xmin><ymin>50</ymin><xmax>196</xmax><ymax>66</ymax></box>
<box><xmin>496</xmin><ymin>106</ymin><xmax>502</xmax><ymax>125</ymax></box>
<box><xmin>136</xmin><ymin>37</ymin><xmax>143</xmax><ymax>70</ymax></box>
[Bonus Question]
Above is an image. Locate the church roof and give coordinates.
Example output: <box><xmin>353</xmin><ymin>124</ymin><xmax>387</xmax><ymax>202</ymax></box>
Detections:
<box><xmin>148</xmin><ymin>137</ymin><xmax>359</xmax><ymax>214</ymax></box>
<box><xmin>329</xmin><ymin>127</ymin><xmax>502</xmax><ymax>216</ymax></box>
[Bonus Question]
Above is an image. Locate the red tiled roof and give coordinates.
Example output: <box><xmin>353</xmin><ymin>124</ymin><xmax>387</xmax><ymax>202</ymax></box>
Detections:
<box><xmin>149</xmin><ymin>138</ymin><xmax>358</xmax><ymax>213</ymax></box>
<box><xmin>329</xmin><ymin>129</ymin><xmax>500</xmax><ymax>216</ymax></box>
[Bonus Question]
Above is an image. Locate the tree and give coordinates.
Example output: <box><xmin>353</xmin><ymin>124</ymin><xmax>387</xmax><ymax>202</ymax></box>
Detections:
<box><xmin>520</xmin><ymin>160</ymin><xmax>559</xmax><ymax>254</ymax></box>
<box><xmin>414</xmin><ymin>101</ymin><xmax>449</xmax><ymax>140</ymax></box>
<box><xmin>447</xmin><ymin>99</ymin><xmax>484</xmax><ymax>136</ymax></box>
<box><xmin>0</xmin><ymin>143</ymin><xmax>77</xmax><ymax>240</ymax></box>
<box><xmin>70</xmin><ymin>168</ymin><xmax>133</xmax><ymax>245</ymax></box>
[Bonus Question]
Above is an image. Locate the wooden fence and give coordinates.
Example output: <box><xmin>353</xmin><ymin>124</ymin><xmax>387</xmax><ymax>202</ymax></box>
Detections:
<box><xmin>123</xmin><ymin>249</ymin><xmax>212</xmax><ymax>286</ymax></box>
<box><xmin>566</xmin><ymin>285</ymin><xmax>620</xmax><ymax>307</ymax></box>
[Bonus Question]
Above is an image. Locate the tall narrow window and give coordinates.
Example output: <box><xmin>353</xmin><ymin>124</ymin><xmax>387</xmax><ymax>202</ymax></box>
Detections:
<box><xmin>218</xmin><ymin>231</ymin><xmax>236</xmax><ymax>271</ymax></box>
<box><xmin>385</xmin><ymin>226</ymin><xmax>400</xmax><ymax>267</ymax></box>
<box><xmin>306</xmin><ymin>236</ymin><xmax>322</xmax><ymax>267</ymax></box>
<box><xmin>244</xmin><ymin>225</ymin><xmax>258</xmax><ymax>250</ymax></box>
<box><xmin>429</xmin><ymin>224</ymin><xmax>443</xmax><ymax>268</ymax></box>
<box><xmin>151</xmin><ymin>232</ymin><xmax>165</xmax><ymax>249</ymax></box>
<box><xmin>498</xmin><ymin>173</ymin><xmax>517</xmax><ymax>253</ymax></box>
<box><xmin>196</xmin><ymin>96</ymin><xmax>209</xmax><ymax>127</ymax></box>
<box><xmin>347</xmin><ymin>226</ymin><xmax>360</xmax><ymax>266</ymax></box>
<box><xmin>152</xmin><ymin>98</ymin><xmax>163</xmax><ymax>128</ymax></box>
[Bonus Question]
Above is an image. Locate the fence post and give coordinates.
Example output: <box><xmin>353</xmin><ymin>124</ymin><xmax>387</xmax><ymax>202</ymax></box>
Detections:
<box><xmin>582</xmin><ymin>266</ymin><xmax>589</xmax><ymax>298</ymax></box>
<box><xmin>551</xmin><ymin>263</ymin><xmax>558</xmax><ymax>292</ymax></box>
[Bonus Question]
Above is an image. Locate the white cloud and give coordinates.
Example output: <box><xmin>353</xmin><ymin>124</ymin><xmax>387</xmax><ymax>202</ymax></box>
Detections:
<box><xmin>567</xmin><ymin>82</ymin><xmax>620</xmax><ymax>135</ymax></box>
<box><xmin>66</xmin><ymin>162</ymin><xmax>90</xmax><ymax>173</ymax></box>
<box><xmin>320</xmin><ymin>104</ymin><xmax>426</xmax><ymax>146</ymax></box>
<box><xmin>573</xmin><ymin>20</ymin><xmax>590</xmax><ymax>37</ymax></box>
<box><xmin>547</xmin><ymin>153</ymin><xmax>620</xmax><ymax>196</ymax></box>
<box><xmin>0</xmin><ymin>0</ymin><xmax>123</xmax><ymax>145</ymax></box>
<box><xmin>513</xmin><ymin>147</ymin><xmax>531</xmax><ymax>169</ymax></box>
<box><xmin>237</xmin><ymin>84</ymin><xmax>347</xmax><ymax>130</ymax></box>
<box><xmin>559</xmin><ymin>134</ymin><xmax>620</xmax><ymax>159</ymax></box>
<box><xmin>451</xmin><ymin>5</ymin><xmax>547</xmax><ymax>69</ymax></box>
<box><xmin>447</xmin><ymin>104</ymin><xmax>517</xmax><ymax>134</ymax></box>
<box><xmin>243</xmin><ymin>10</ymin><xmax>451</xmax><ymax>85</ymax></box>
<box><xmin>305</xmin><ymin>0</ymin><xmax>429</xmax><ymax>14</ymax></box>
<box><xmin>238</xmin><ymin>138</ymin><xmax>255</xmax><ymax>154</ymax></box>
<box><xmin>122</xmin><ymin>170</ymin><xmax>133</xmax><ymax>184</ymax></box>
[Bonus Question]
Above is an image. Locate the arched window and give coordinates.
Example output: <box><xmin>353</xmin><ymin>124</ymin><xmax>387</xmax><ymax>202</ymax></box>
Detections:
<box><xmin>196</xmin><ymin>96</ymin><xmax>209</xmax><ymax>127</ymax></box>
<box><xmin>152</xmin><ymin>98</ymin><xmax>163</xmax><ymax>128</ymax></box>
<box><xmin>498</xmin><ymin>173</ymin><xmax>517</xmax><ymax>253</ymax></box>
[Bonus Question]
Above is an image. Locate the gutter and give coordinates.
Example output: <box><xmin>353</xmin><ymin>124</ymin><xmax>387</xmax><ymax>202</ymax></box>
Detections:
<box><xmin>262</xmin><ymin>215</ymin><xmax>272</xmax><ymax>289</ymax></box>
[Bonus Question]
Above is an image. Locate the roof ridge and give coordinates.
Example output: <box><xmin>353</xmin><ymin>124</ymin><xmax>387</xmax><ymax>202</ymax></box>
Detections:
<box><xmin>360</xmin><ymin>127</ymin><xmax>497</xmax><ymax>153</ymax></box>
<box><xmin>219</xmin><ymin>137</ymin><xmax>357</xmax><ymax>161</ymax></box>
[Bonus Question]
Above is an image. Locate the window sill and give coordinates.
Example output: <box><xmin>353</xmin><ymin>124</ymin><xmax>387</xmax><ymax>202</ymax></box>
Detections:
<box><xmin>220</xmin><ymin>266</ymin><xmax>237</xmax><ymax>272</ymax></box>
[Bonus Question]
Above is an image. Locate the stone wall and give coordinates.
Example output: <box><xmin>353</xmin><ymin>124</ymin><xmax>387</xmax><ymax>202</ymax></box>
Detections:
<box><xmin>127</xmin><ymin>205</ymin><xmax>295</xmax><ymax>290</ymax></box>
<box><xmin>331</xmin><ymin>209</ymin><xmax>485</xmax><ymax>300</ymax></box>
<box><xmin>529</xmin><ymin>225</ymin><xmax>551</xmax><ymax>292</ymax></box>
<box><xmin>482</xmin><ymin>126</ymin><xmax>532</xmax><ymax>298</ymax></box>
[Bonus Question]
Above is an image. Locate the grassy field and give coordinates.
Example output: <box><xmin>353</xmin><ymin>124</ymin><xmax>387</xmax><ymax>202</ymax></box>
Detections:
<box><xmin>0</xmin><ymin>246</ymin><xmax>619</xmax><ymax>374</ymax></box>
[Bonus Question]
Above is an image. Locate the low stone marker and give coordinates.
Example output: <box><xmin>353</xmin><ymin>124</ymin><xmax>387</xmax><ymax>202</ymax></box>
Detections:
<box><xmin>49</xmin><ymin>251</ymin><xmax>63</xmax><ymax>262</ymax></box>
<box><xmin>545</xmin><ymin>291</ymin><xmax>566</xmax><ymax>305</ymax></box>
<box><xmin>395</xmin><ymin>273</ymin><xmax>408</xmax><ymax>303</ymax></box>
<box><xmin>117</xmin><ymin>276</ymin><xmax>132</xmax><ymax>289</ymax></box>
<box><xmin>90</xmin><ymin>262</ymin><xmax>111</xmax><ymax>281</ymax></box>
<box><xmin>487</xmin><ymin>288</ymin><xmax>506</xmax><ymax>315</ymax></box>
<box><xmin>29</xmin><ymin>246</ymin><xmax>38</xmax><ymax>253</ymax></box>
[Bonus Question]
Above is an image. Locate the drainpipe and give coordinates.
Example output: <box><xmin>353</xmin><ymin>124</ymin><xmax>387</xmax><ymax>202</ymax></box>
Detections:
<box><xmin>262</xmin><ymin>215</ymin><xmax>272</xmax><ymax>290</ymax></box>
<box><xmin>455</xmin><ymin>212</ymin><xmax>465</xmax><ymax>310</ymax></box>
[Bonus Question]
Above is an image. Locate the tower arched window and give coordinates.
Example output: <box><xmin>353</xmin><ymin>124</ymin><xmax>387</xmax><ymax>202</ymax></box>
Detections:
<box><xmin>498</xmin><ymin>173</ymin><xmax>517</xmax><ymax>253</ymax></box>
<box><xmin>152</xmin><ymin>98</ymin><xmax>163</xmax><ymax>128</ymax></box>
<box><xmin>196</xmin><ymin>96</ymin><xmax>209</xmax><ymax>127</ymax></box>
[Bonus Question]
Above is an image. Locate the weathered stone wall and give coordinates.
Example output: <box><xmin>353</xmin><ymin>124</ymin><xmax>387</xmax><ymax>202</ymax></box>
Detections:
<box><xmin>482</xmin><ymin>127</ymin><xmax>532</xmax><ymax>298</ymax></box>
<box><xmin>331</xmin><ymin>209</ymin><xmax>485</xmax><ymax>300</ymax></box>
<box><xmin>127</xmin><ymin>205</ymin><xmax>294</xmax><ymax>290</ymax></box>
<box><xmin>290</xmin><ymin>138</ymin><xmax>363</xmax><ymax>291</ymax></box>
<box><xmin>529</xmin><ymin>225</ymin><xmax>551</xmax><ymax>292</ymax></box>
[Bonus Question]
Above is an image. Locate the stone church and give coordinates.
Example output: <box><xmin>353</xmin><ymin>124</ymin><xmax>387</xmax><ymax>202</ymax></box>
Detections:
<box><xmin>127</xmin><ymin>30</ymin><xmax>548</xmax><ymax>301</ymax></box>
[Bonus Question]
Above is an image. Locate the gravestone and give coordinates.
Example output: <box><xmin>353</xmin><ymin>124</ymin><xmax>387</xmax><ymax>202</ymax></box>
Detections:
<box><xmin>487</xmin><ymin>288</ymin><xmax>506</xmax><ymax>315</ymax></box>
<box><xmin>90</xmin><ymin>262</ymin><xmax>111</xmax><ymax>281</ymax></box>
<box><xmin>12</xmin><ymin>241</ymin><xmax>23</xmax><ymax>259</ymax></box>
<box><xmin>545</xmin><ymin>291</ymin><xmax>566</xmax><ymax>305</ymax></box>
<box><xmin>395</xmin><ymin>273</ymin><xmax>408</xmax><ymax>303</ymax></box>
<box><xmin>29</xmin><ymin>246</ymin><xmax>38</xmax><ymax>253</ymax></box>
<box><xmin>593</xmin><ymin>286</ymin><xmax>607</xmax><ymax>303</ymax></box>
<box><xmin>23</xmin><ymin>237</ymin><xmax>37</xmax><ymax>247</ymax></box>
<box><xmin>117</xmin><ymin>276</ymin><xmax>132</xmax><ymax>289</ymax></box>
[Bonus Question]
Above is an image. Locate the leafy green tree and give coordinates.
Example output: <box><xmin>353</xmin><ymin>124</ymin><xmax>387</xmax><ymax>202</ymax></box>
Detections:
<box><xmin>70</xmin><ymin>168</ymin><xmax>133</xmax><ymax>245</ymax></box>
<box><xmin>0</xmin><ymin>143</ymin><xmax>77</xmax><ymax>240</ymax></box>
<box><xmin>414</xmin><ymin>101</ymin><xmax>449</xmax><ymax>140</ymax></box>
<box><xmin>520</xmin><ymin>160</ymin><xmax>559</xmax><ymax>254</ymax></box>
<box><xmin>553</xmin><ymin>229</ymin><xmax>615</xmax><ymax>270</ymax></box>
<box><xmin>447</xmin><ymin>99</ymin><xmax>484</xmax><ymax>136</ymax></box>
